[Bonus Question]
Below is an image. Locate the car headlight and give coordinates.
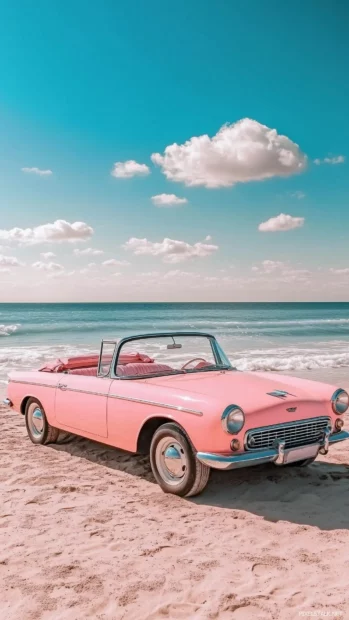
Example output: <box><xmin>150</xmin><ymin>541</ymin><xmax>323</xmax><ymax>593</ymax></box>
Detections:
<box><xmin>221</xmin><ymin>405</ymin><xmax>245</xmax><ymax>434</ymax></box>
<box><xmin>331</xmin><ymin>389</ymin><xmax>349</xmax><ymax>415</ymax></box>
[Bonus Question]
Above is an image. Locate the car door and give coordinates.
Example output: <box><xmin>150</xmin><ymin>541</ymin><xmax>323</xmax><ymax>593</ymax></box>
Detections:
<box><xmin>107</xmin><ymin>378</ymin><xmax>165</xmax><ymax>452</ymax></box>
<box><xmin>55</xmin><ymin>374</ymin><xmax>111</xmax><ymax>438</ymax></box>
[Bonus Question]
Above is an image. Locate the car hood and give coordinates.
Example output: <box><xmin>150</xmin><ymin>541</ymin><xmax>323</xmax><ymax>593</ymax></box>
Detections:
<box><xmin>146</xmin><ymin>370</ymin><xmax>337</xmax><ymax>412</ymax></box>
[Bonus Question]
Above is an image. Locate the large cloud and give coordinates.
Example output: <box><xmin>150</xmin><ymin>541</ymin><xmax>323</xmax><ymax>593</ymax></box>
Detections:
<box><xmin>0</xmin><ymin>220</ymin><xmax>93</xmax><ymax>245</ymax></box>
<box><xmin>151</xmin><ymin>194</ymin><xmax>188</xmax><ymax>207</ymax></box>
<box><xmin>258</xmin><ymin>213</ymin><xmax>304</xmax><ymax>232</ymax></box>
<box><xmin>123</xmin><ymin>237</ymin><xmax>218</xmax><ymax>263</ymax></box>
<box><xmin>111</xmin><ymin>160</ymin><xmax>150</xmax><ymax>178</ymax></box>
<box><xmin>151</xmin><ymin>118</ymin><xmax>307</xmax><ymax>188</ymax></box>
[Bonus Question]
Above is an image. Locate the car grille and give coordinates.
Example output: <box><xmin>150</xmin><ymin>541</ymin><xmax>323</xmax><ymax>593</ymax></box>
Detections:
<box><xmin>245</xmin><ymin>416</ymin><xmax>331</xmax><ymax>451</ymax></box>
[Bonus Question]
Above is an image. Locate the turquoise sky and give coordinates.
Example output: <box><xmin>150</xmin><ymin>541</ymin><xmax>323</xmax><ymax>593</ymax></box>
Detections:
<box><xmin>0</xmin><ymin>0</ymin><xmax>348</xmax><ymax>301</ymax></box>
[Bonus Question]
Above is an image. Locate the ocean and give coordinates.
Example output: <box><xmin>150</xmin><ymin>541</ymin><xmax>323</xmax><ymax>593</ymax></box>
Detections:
<box><xmin>1</xmin><ymin>302</ymin><xmax>349</xmax><ymax>387</ymax></box>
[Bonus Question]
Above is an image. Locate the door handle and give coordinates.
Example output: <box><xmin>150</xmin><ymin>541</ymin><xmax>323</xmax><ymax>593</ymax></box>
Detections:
<box><xmin>58</xmin><ymin>383</ymin><xmax>68</xmax><ymax>390</ymax></box>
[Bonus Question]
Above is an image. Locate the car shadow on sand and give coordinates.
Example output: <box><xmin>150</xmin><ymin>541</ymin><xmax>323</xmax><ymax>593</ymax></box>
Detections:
<box><xmin>51</xmin><ymin>434</ymin><xmax>349</xmax><ymax>531</ymax></box>
<box><xmin>192</xmin><ymin>460</ymin><xmax>349</xmax><ymax>530</ymax></box>
<box><xmin>51</xmin><ymin>434</ymin><xmax>154</xmax><ymax>482</ymax></box>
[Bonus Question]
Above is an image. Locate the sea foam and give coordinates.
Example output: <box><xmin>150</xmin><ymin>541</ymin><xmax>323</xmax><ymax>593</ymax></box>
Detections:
<box><xmin>0</xmin><ymin>324</ymin><xmax>20</xmax><ymax>336</ymax></box>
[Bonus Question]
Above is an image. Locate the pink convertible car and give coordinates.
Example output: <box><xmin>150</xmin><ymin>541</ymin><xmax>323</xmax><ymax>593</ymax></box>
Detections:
<box><xmin>4</xmin><ymin>332</ymin><xmax>349</xmax><ymax>496</ymax></box>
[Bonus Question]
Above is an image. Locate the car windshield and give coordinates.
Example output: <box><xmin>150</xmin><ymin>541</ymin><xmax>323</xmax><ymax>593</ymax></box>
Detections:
<box><xmin>114</xmin><ymin>334</ymin><xmax>232</xmax><ymax>379</ymax></box>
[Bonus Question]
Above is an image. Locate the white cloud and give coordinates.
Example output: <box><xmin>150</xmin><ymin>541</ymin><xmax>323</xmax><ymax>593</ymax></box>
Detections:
<box><xmin>32</xmin><ymin>261</ymin><xmax>64</xmax><ymax>272</ymax></box>
<box><xmin>258</xmin><ymin>213</ymin><xmax>304</xmax><ymax>232</ymax></box>
<box><xmin>253</xmin><ymin>260</ymin><xmax>287</xmax><ymax>274</ymax></box>
<box><xmin>138</xmin><ymin>271</ymin><xmax>160</xmax><ymax>278</ymax></box>
<box><xmin>252</xmin><ymin>260</ymin><xmax>310</xmax><ymax>283</ymax></box>
<box><xmin>330</xmin><ymin>267</ymin><xmax>349</xmax><ymax>275</ymax></box>
<box><xmin>151</xmin><ymin>118</ymin><xmax>307</xmax><ymax>188</ymax></box>
<box><xmin>74</xmin><ymin>247</ymin><xmax>104</xmax><ymax>256</ymax></box>
<box><xmin>123</xmin><ymin>237</ymin><xmax>218</xmax><ymax>264</ymax></box>
<box><xmin>40</xmin><ymin>252</ymin><xmax>56</xmax><ymax>260</ymax></box>
<box><xmin>314</xmin><ymin>156</ymin><xmax>345</xmax><ymax>165</ymax></box>
<box><xmin>151</xmin><ymin>194</ymin><xmax>188</xmax><ymax>207</ymax></box>
<box><xmin>21</xmin><ymin>167</ymin><xmax>53</xmax><ymax>176</ymax></box>
<box><xmin>0</xmin><ymin>220</ymin><xmax>93</xmax><ymax>245</ymax></box>
<box><xmin>163</xmin><ymin>270</ymin><xmax>199</xmax><ymax>279</ymax></box>
<box><xmin>111</xmin><ymin>160</ymin><xmax>150</xmax><ymax>179</ymax></box>
<box><xmin>102</xmin><ymin>259</ymin><xmax>130</xmax><ymax>267</ymax></box>
<box><xmin>50</xmin><ymin>270</ymin><xmax>75</xmax><ymax>278</ymax></box>
<box><xmin>80</xmin><ymin>263</ymin><xmax>97</xmax><ymax>275</ymax></box>
<box><xmin>292</xmin><ymin>191</ymin><xmax>305</xmax><ymax>199</ymax></box>
<box><xmin>0</xmin><ymin>255</ymin><xmax>23</xmax><ymax>271</ymax></box>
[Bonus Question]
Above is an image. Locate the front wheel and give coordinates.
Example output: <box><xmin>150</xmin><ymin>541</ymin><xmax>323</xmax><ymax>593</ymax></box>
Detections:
<box><xmin>25</xmin><ymin>398</ymin><xmax>59</xmax><ymax>445</ymax></box>
<box><xmin>150</xmin><ymin>423</ymin><xmax>210</xmax><ymax>497</ymax></box>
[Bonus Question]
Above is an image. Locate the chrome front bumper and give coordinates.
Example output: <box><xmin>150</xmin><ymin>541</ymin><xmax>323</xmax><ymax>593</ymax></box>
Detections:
<box><xmin>197</xmin><ymin>430</ymin><xmax>349</xmax><ymax>471</ymax></box>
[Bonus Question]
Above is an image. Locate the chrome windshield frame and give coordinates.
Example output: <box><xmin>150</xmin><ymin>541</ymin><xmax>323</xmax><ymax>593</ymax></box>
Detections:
<box><xmin>109</xmin><ymin>331</ymin><xmax>233</xmax><ymax>380</ymax></box>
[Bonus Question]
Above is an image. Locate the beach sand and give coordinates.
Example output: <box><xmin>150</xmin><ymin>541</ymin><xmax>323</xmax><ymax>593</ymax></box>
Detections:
<box><xmin>1</xmin><ymin>396</ymin><xmax>349</xmax><ymax>619</ymax></box>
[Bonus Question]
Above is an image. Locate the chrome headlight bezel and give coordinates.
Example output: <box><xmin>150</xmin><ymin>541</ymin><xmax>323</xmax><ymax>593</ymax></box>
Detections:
<box><xmin>221</xmin><ymin>405</ymin><xmax>245</xmax><ymax>435</ymax></box>
<box><xmin>331</xmin><ymin>389</ymin><xmax>349</xmax><ymax>415</ymax></box>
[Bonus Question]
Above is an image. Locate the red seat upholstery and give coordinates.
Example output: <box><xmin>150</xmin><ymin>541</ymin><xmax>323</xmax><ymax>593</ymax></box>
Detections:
<box><xmin>69</xmin><ymin>367</ymin><xmax>98</xmax><ymax>376</ymax></box>
<box><xmin>116</xmin><ymin>363</ymin><xmax>173</xmax><ymax>376</ymax></box>
<box><xmin>68</xmin><ymin>362</ymin><xmax>173</xmax><ymax>377</ymax></box>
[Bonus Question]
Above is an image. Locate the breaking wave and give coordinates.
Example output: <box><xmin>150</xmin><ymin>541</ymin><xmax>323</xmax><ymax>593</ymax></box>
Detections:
<box><xmin>0</xmin><ymin>324</ymin><xmax>20</xmax><ymax>337</ymax></box>
<box><xmin>234</xmin><ymin>350</ymin><xmax>349</xmax><ymax>372</ymax></box>
<box><xmin>198</xmin><ymin>319</ymin><xmax>349</xmax><ymax>326</ymax></box>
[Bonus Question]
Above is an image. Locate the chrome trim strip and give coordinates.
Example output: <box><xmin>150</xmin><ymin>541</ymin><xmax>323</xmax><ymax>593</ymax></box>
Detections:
<box><xmin>9</xmin><ymin>379</ymin><xmax>202</xmax><ymax>416</ymax></box>
<box><xmin>9</xmin><ymin>379</ymin><xmax>56</xmax><ymax>389</ymax></box>
<box><xmin>108</xmin><ymin>393</ymin><xmax>203</xmax><ymax>416</ymax></box>
<box><xmin>61</xmin><ymin>387</ymin><xmax>108</xmax><ymax>397</ymax></box>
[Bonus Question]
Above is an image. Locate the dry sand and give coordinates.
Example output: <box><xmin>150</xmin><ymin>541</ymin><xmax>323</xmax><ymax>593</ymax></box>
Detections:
<box><xmin>1</xmin><ymin>401</ymin><xmax>349</xmax><ymax>620</ymax></box>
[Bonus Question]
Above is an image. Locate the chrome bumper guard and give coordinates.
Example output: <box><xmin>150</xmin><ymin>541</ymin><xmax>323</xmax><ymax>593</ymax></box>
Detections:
<box><xmin>2</xmin><ymin>398</ymin><xmax>13</xmax><ymax>407</ymax></box>
<box><xmin>197</xmin><ymin>429</ymin><xmax>349</xmax><ymax>471</ymax></box>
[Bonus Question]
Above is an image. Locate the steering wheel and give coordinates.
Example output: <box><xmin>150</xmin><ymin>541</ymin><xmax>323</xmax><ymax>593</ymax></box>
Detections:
<box><xmin>181</xmin><ymin>357</ymin><xmax>208</xmax><ymax>370</ymax></box>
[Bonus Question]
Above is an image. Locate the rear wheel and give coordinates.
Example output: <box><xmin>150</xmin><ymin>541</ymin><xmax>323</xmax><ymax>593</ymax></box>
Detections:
<box><xmin>150</xmin><ymin>423</ymin><xmax>210</xmax><ymax>497</ymax></box>
<box><xmin>25</xmin><ymin>398</ymin><xmax>59</xmax><ymax>445</ymax></box>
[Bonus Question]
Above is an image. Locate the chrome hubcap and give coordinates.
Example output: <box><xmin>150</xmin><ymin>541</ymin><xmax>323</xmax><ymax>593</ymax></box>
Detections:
<box><xmin>155</xmin><ymin>437</ymin><xmax>188</xmax><ymax>486</ymax></box>
<box><xmin>28</xmin><ymin>405</ymin><xmax>44</xmax><ymax>437</ymax></box>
